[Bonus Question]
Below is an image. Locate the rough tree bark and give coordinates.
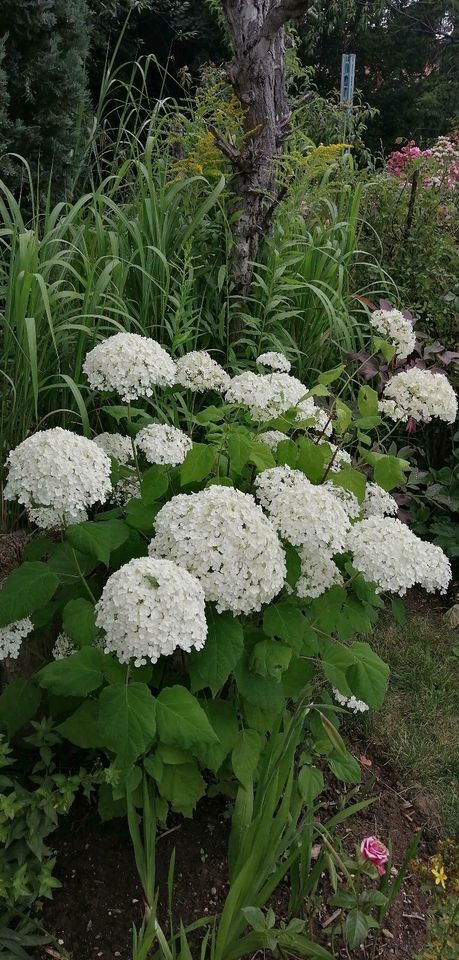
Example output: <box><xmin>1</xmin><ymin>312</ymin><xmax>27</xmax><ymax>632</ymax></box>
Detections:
<box><xmin>218</xmin><ymin>0</ymin><xmax>312</xmax><ymax>301</ymax></box>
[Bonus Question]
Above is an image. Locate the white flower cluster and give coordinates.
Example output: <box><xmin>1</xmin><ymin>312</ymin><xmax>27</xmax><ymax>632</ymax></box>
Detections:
<box><xmin>362</xmin><ymin>482</ymin><xmax>398</xmax><ymax>518</ymax></box>
<box><xmin>257</xmin><ymin>352</ymin><xmax>291</xmax><ymax>373</ymax></box>
<box><xmin>52</xmin><ymin>633</ymin><xmax>76</xmax><ymax>660</ymax></box>
<box><xmin>3</xmin><ymin>428</ymin><xmax>112</xmax><ymax>529</ymax></box>
<box><xmin>324</xmin><ymin>482</ymin><xmax>360</xmax><ymax>519</ymax></box>
<box><xmin>150</xmin><ymin>486</ymin><xmax>286</xmax><ymax>615</ymax></box>
<box><xmin>255</xmin><ymin>466</ymin><xmax>350</xmax><ymax>554</ymax></box>
<box><xmin>110</xmin><ymin>473</ymin><xmax>141</xmax><ymax>506</ymax></box>
<box><xmin>175</xmin><ymin>351</ymin><xmax>230</xmax><ymax>393</ymax></box>
<box><xmin>94</xmin><ymin>432</ymin><xmax>133</xmax><ymax>464</ymax></box>
<box><xmin>370</xmin><ymin>308</ymin><xmax>416</xmax><ymax>360</ymax></box>
<box><xmin>225</xmin><ymin>372</ymin><xmax>306</xmax><ymax>422</ymax></box>
<box><xmin>347</xmin><ymin>516</ymin><xmax>452</xmax><ymax>596</ymax></box>
<box><xmin>333</xmin><ymin>689</ymin><xmax>369</xmax><ymax>713</ymax></box>
<box><xmin>379</xmin><ymin>368</ymin><xmax>457</xmax><ymax>425</ymax></box>
<box><xmin>296</xmin><ymin>397</ymin><xmax>333</xmax><ymax>436</ymax></box>
<box><xmin>0</xmin><ymin>618</ymin><xmax>33</xmax><ymax>660</ymax></box>
<box><xmin>96</xmin><ymin>557</ymin><xmax>207</xmax><ymax>666</ymax></box>
<box><xmin>258</xmin><ymin>430</ymin><xmax>287</xmax><ymax>451</ymax></box>
<box><xmin>297</xmin><ymin>549</ymin><xmax>344</xmax><ymax>599</ymax></box>
<box><xmin>136</xmin><ymin>424</ymin><xmax>192</xmax><ymax>466</ymax></box>
<box><xmin>83</xmin><ymin>332</ymin><xmax>176</xmax><ymax>402</ymax></box>
<box><xmin>320</xmin><ymin>442</ymin><xmax>352</xmax><ymax>472</ymax></box>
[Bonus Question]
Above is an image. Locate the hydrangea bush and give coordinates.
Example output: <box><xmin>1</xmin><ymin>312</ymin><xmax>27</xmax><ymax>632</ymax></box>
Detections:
<box><xmin>0</xmin><ymin>330</ymin><xmax>455</xmax><ymax>828</ymax></box>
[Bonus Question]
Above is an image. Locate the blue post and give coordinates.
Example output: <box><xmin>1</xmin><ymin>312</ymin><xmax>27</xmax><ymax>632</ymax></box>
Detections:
<box><xmin>340</xmin><ymin>53</ymin><xmax>356</xmax><ymax>151</ymax></box>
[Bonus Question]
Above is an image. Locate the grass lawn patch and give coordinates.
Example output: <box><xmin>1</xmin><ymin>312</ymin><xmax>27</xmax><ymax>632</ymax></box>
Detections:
<box><xmin>361</xmin><ymin>610</ymin><xmax>459</xmax><ymax>837</ymax></box>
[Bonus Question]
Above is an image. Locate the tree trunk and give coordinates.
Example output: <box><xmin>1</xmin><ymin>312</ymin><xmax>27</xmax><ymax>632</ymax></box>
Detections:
<box><xmin>220</xmin><ymin>0</ymin><xmax>311</xmax><ymax>301</ymax></box>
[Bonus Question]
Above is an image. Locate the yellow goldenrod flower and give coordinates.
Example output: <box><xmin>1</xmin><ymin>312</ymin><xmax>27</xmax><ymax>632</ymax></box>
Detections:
<box><xmin>431</xmin><ymin>864</ymin><xmax>447</xmax><ymax>889</ymax></box>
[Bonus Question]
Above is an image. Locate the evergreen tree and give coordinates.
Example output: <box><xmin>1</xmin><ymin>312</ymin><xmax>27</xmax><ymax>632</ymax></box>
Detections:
<box><xmin>0</xmin><ymin>0</ymin><xmax>91</xmax><ymax>201</ymax></box>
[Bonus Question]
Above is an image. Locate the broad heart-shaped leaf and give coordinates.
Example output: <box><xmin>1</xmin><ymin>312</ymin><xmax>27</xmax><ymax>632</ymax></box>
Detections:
<box><xmin>333</xmin><ymin>398</ymin><xmax>352</xmax><ymax>434</ymax></box>
<box><xmin>125</xmin><ymin>498</ymin><xmax>160</xmax><ymax>533</ymax></box>
<box><xmin>157</xmin><ymin>761</ymin><xmax>205</xmax><ymax>817</ymax></box>
<box><xmin>0</xmin><ymin>679</ymin><xmax>41</xmax><ymax>738</ymax></box>
<box><xmin>276</xmin><ymin>438</ymin><xmax>298</xmax><ymax>468</ymax></box>
<box><xmin>234</xmin><ymin>652</ymin><xmax>285</xmax><ymax>712</ymax></box>
<box><xmin>57</xmin><ymin>700</ymin><xmax>105</xmax><ymax>748</ymax></box>
<box><xmin>231</xmin><ymin>729</ymin><xmax>263</xmax><ymax>788</ymax></box>
<box><xmin>328</xmin><ymin>467</ymin><xmax>366</xmax><ymax>504</ymax></box>
<box><xmin>189</xmin><ymin>608</ymin><xmax>243</xmax><ymax>696</ymax></box>
<box><xmin>297</xmin><ymin>437</ymin><xmax>329</xmax><ymax>484</ymax></box>
<box><xmin>263</xmin><ymin>602</ymin><xmax>306</xmax><ymax>654</ymax></box>
<box><xmin>47</xmin><ymin>542</ymin><xmax>98</xmax><ymax>582</ymax></box>
<box><xmin>227</xmin><ymin>430</ymin><xmax>252</xmax><ymax>473</ymax></box>
<box><xmin>66</xmin><ymin>519</ymin><xmax>129</xmax><ymax>567</ymax></box>
<box><xmin>298</xmin><ymin>764</ymin><xmax>324</xmax><ymax>807</ymax></box>
<box><xmin>194</xmin><ymin>700</ymin><xmax>239</xmax><ymax>773</ymax></box>
<box><xmin>63</xmin><ymin>598</ymin><xmax>98</xmax><ymax>647</ymax></box>
<box><xmin>38</xmin><ymin>647</ymin><xmax>105</xmax><ymax>697</ymax></box>
<box><xmin>346</xmin><ymin>642</ymin><xmax>389</xmax><ymax>708</ymax></box>
<box><xmin>180</xmin><ymin>443</ymin><xmax>216</xmax><ymax>485</ymax></box>
<box><xmin>358</xmin><ymin>384</ymin><xmax>378</xmax><ymax>418</ymax></box>
<box><xmin>282</xmin><ymin>658</ymin><xmax>315</xmax><ymax>699</ymax></box>
<box><xmin>103</xmin><ymin>404</ymin><xmax>147</xmax><ymax>422</ymax></box>
<box><xmin>0</xmin><ymin>562</ymin><xmax>59</xmax><ymax>628</ymax></box>
<box><xmin>250</xmin><ymin>638</ymin><xmax>292</xmax><ymax>681</ymax></box>
<box><xmin>156</xmin><ymin>685</ymin><xmax>218</xmax><ymax>750</ymax></box>
<box><xmin>363</xmin><ymin>451</ymin><xmax>410</xmax><ymax>492</ymax></box>
<box><xmin>249</xmin><ymin>442</ymin><xmax>276</xmax><ymax>471</ymax></box>
<box><xmin>141</xmin><ymin>465</ymin><xmax>169</xmax><ymax>503</ymax></box>
<box><xmin>318</xmin><ymin>364</ymin><xmax>345</xmax><ymax>385</ymax></box>
<box><xmin>98</xmin><ymin>682</ymin><xmax>157</xmax><ymax>765</ymax></box>
<box><xmin>328</xmin><ymin>750</ymin><xmax>361</xmax><ymax>785</ymax></box>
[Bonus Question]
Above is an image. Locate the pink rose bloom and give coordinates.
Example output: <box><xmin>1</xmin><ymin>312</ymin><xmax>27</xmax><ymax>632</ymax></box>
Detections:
<box><xmin>360</xmin><ymin>836</ymin><xmax>389</xmax><ymax>876</ymax></box>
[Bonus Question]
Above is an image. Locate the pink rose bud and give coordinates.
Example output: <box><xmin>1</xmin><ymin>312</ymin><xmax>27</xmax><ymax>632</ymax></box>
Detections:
<box><xmin>360</xmin><ymin>836</ymin><xmax>389</xmax><ymax>876</ymax></box>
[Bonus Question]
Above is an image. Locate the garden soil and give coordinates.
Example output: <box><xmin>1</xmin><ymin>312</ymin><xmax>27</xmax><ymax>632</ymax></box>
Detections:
<box><xmin>37</xmin><ymin>749</ymin><xmax>432</xmax><ymax>960</ymax></box>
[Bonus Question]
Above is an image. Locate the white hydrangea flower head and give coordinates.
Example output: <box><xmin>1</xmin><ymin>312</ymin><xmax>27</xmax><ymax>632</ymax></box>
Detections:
<box><xmin>175</xmin><ymin>351</ymin><xmax>230</xmax><ymax>393</ymax></box>
<box><xmin>254</xmin><ymin>466</ymin><xmax>350</xmax><ymax>554</ymax></box>
<box><xmin>324</xmin><ymin>481</ymin><xmax>360</xmax><ymax>518</ymax></box>
<box><xmin>363</xmin><ymin>482</ymin><xmax>398</xmax><ymax>518</ymax></box>
<box><xmin>370</xmin><ymin>308</ymin><xmax>416</xmax><ymax>360</ymax></box>
<box><xmin>136</xmin><ymin>424</ymin><xmax>192</xmax><ymax>466</ymax></box>
<box><xmin>258</xmin><ymin>430</ymin><xmax>288</xmax><ymax>451</ymax></box>
<box><xmin>83</xmin><ymin>332</ymin><xmax>176</xmax><ymax>402</ymax></box>
<box><xmin>297</xmin><ymin>549</ymin><xmax>344</xmax><ymax>599</ymax></box>
<box><xmin>295</xmin><ymin>397</ymin><xmax>333</xmax><ymax>437</ymax></box>
<box><xmin>257</xmin><ymin>351</ymin><xmax>291</xmax><ymax>373</ymax></box>
<box><xmin>225</xmin><ymin>372</ymin><xmax>306</xmax><ymax>422</ymax></box>
<box><xmin>94</xmin><ymin>432</ymin><xmax>133</xmax><ymax>465</ymax></box>
<box><xmin>417</xmin><ymin>540</ymin><xmax>453</xmax><ymax>595</ymax></box>
<box><xmin>96</xmin><ymin>557</ymin><xmax>207</xmax><ymax>666</ymax></box>
<box><xmin>347</xmin><ymin>516</ymin><xmax>451</xmax><ymax>596</ymax></box>
<box><xmin>0</xmin><ymin>618</ymin><xmax>33</xmax><ymax>660</ymax></box>
<box><xmin>320</xmin><ymin>441</ymin><xmax>352</xmax><ymax>472</ymax></box>
<box><xmin>150</xmin><ymin>486</ymin><xmax>286</xmax><ymax>615</ymax></box>
<box><xmin>111</xmin><ymin>473</ymin><xmax>141</xmax><ymax>506</ymax></box>
<box><xmin>333</xmin><ymin>689</ymin><xmax>369</xmax><ymax>713</ymax></box>
<box><xmin>379</xmin><ymin>368</ymin><xmax>457</xmax><ymax>425</ymax></box>
<box><xmin>52</xmin><ymin>633</ymin><xmax>76</xmax><ymax>660</ymax></box>
<box><xmin>3</xmin><ymin>428</ymin><xmax>112</xmax><ymax>529</ymax></box>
